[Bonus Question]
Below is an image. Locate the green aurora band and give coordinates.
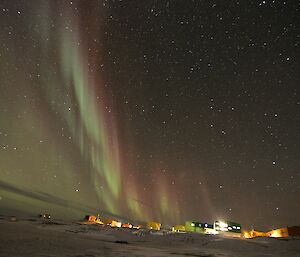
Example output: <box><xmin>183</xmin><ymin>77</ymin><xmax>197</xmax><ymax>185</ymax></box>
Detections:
<box><xmin>0</xmin><ymin>1</ymin><xmax>182</xmax><ymax>225</ymax></box>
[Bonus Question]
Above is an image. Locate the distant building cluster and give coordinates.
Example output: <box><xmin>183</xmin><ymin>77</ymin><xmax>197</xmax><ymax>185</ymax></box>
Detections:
<box><xmin>78</xmin><ymin>214</ymin><xmax>300</xmax><ymax>239</ymax></box>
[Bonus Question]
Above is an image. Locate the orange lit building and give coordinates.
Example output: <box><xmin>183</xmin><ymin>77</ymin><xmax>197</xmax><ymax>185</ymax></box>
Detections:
<box><xmin>267</xmin><ymin>227</ymin><xmax>289</xmax><ymax>238</ymax></box>
<box><xmin>80</xmin><ymin>215</ymin><xmax>104</xmax><ymax>225</ymax></box>
<box><xmin>242</xmin><ymin>229</ymin><xmax>268</xmax><ymax>239</ymax></box>
<box><xmin>243</xmin><ymin>227</ymin><xmax>289</xmax><ymax>239</ymax></box>
<box><xmin>121</xmin><ymin>223</ymin><xmax>133</xmax><ymax>229</ymax></box>
<box><xmin>104</xmin><ymin>219</ymin><xmax>122</xmax><ymax>228</ymax></box>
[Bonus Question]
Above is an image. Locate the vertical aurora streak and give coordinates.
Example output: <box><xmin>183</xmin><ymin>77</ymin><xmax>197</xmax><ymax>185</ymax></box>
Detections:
<box><xmin>0</xmin><ymin>1</ymin><xmax>182</xmax><ymax>223</ymax></box>
<box><xmin>59</xmin><ymin>25</ymin><xmax>121</xmax><ymax>214</ymax></box>
<box><xmin>54</xmin><ymin>6</ymin><xmax>184</xmax><ymax>222</ymax></box>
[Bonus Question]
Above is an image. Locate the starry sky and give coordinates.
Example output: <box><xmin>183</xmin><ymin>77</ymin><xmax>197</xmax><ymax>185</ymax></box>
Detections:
<box><xmin>0</xmin><ymin>0</ymin><xmax>299</xmax><ymax>230</ymax></box>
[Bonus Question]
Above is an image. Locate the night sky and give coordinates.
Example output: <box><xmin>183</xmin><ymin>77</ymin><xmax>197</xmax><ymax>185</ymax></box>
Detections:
<box><xmin>0</xmin><ymin>0</ymin><xmax>299</xmax><ymax>230</ymax></box>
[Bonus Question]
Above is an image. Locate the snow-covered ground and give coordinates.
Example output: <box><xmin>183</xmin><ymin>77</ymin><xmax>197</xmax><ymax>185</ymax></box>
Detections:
<box><xmin>0</xmin><ymin>216</ymin><xmax>299</xmax><ymax>257</ymax></box>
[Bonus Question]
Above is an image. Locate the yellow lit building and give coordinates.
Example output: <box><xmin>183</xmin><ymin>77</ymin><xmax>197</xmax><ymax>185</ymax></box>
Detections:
<box><xmin>172</xmin><ymin>225</ymin><xmax>186</xmax><ymax>232</ymax></box>
<box><xmin>146</xmin><ymin>221</ymin><xmax>161</xmax><ymax>230</ymax></box>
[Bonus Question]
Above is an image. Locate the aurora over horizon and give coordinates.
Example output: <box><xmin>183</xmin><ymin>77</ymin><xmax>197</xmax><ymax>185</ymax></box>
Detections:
<box><xmin>0</xmin><ymin>1</ymin><xmax>299</xmax><ymax>230</ymax></box>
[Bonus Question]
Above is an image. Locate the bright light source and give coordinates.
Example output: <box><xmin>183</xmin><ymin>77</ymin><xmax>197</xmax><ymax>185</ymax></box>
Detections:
<box><xmin>270</xmin><ymin>230</ymin><xmax>280</xmax><ymax>238</ymax></box>
<box><xmin>220</xmin><ymin>227</ymin><xmax>228</xmax><ymax>231</ymax></box>
<box><xmin>205</xmin><ymin>228</ymin><xmax>219</xmax><ymax>235</ymax></box>
<box><xmin>219</xmin><ymin>221</ymin><xmax>228</xmax><ymax>228</ymax></box>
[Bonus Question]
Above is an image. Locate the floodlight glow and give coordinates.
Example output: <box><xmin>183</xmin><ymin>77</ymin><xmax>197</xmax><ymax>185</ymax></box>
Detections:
<box><xmin>205</xmin><ymin>229</ymin><xmax>219</xmax><ymax>235</ymax></box>
<box><xmin>219</xmin><ymin>221</ymin><xmax>228</xmax><ymax>228</ymax></box>
<box><xmin>270</xmin><ymin>230</ymin><xmax>280</xmax><ymax>238</ymax></box>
